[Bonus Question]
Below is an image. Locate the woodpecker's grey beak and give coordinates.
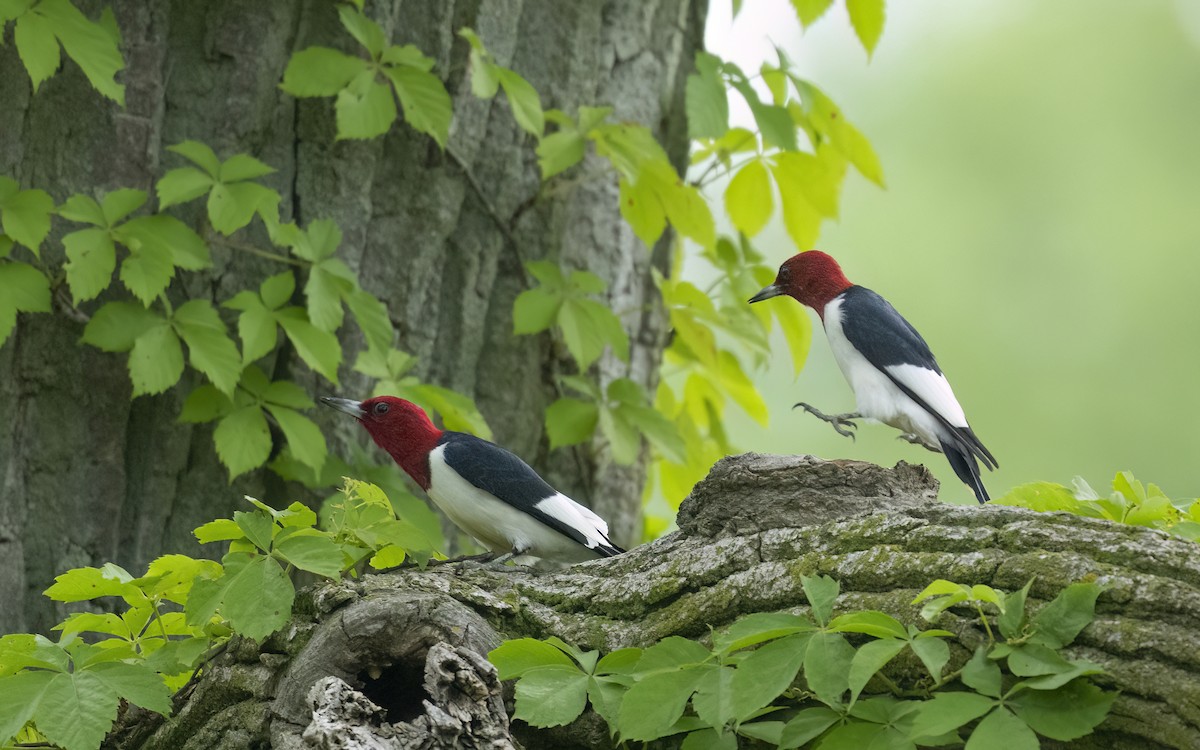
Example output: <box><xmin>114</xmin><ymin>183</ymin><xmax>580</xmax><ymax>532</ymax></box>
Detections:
<box><xmin>749</xmin><ymin>284</ymin><xmax>783</xmax><ymax>304</ymax></box>
<box><xmin>320</xmin><ymin>396</ymin><xmax>366</xmax><ymax>418</ymax></box>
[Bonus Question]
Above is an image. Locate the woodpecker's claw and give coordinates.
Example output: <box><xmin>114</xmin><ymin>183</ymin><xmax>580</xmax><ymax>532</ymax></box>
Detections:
<box><xmin>897</xmin><ymin>433</ymin><xmax>942</xmax><ymax>453</ymax></box>
<box><xmin>794</xmin><ymin>402</ymin><xmax>860</xmax><ymax>440</ymax></box>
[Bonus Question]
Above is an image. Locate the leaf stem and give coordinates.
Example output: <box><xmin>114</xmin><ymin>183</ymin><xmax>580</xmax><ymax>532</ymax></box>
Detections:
<box><xmin>211</xmin><ymin>237</ymin><xmax>306</xmax><ymax>267</ymax></box>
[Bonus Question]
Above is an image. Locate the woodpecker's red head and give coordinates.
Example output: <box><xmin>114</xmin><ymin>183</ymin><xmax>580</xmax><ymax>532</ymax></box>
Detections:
<box><xmin>320</xmin><ymin>395</ymin><xmax>442</xmax><ymax>489</ymax></box>
<box><xmin>748</xmin><ymin>251</ymin><xmax>853</xmax><ymax>316</ymax></box>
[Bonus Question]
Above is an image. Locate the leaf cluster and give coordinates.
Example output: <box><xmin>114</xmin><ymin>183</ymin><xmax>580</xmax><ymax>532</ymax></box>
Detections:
<box><xmin>996</xmin><ymin>470</ymin><xmax>1200</xmax><ymax>542</ymax></box>
<box><xmin>491</xmin><ymin>574</ymin><xmax>1116</xmax><ymax>749</ymax></box>
<box><xmin>0</xmin><ymin>479</ymin><xmax>441</xmax><ymax>750</ymax></box>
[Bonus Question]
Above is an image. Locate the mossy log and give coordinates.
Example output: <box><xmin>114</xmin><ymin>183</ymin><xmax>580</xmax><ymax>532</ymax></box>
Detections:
<box><xmin>104</xmin><ymin>455</ymin><xmax>1200</xmax><ymax>750</ymax></box>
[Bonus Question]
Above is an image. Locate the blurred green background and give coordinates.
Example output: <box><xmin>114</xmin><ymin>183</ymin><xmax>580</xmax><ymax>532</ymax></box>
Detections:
<box><xmin>701</xmin><ymin>0</ymin><xmax>1200</xmax><ymax>502</ymax></box>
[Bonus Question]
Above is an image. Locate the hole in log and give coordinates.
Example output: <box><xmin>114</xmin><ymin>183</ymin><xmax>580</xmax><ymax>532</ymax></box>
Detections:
<box><xmin>357</xmin><ymin>657</ymin><xmax>431</xmax><ymax>724</ymax></box>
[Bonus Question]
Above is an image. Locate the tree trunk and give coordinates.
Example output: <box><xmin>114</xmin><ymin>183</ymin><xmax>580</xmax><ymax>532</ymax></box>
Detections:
<box><xmin>0</xmin><ymin>0</ymin><xmax>705</xmax><ymax>635</ymax></box>
<box><xmin>102</xmin><ymin>455</ymin><xmax>1200</xmax><ymax>750</ymax></box>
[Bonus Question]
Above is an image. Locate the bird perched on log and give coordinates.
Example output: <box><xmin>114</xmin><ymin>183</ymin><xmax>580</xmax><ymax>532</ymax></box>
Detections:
<box><xmin>321</xmin><ymin>395</ymin><xmax>623</xmax><ymax>564</ymax></box>
<box><xmin>749</xmin><ymin>251</ymin><xmax>997</xmax><ymax>504</ymax></box>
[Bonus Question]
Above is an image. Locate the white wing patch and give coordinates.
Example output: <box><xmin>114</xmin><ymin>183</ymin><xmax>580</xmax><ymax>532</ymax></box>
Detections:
<box><xmin>534</xmin><ymin>493</ymin><xmax>613</xmax><ymax>550</ymax></box>
<box><xmin>883</xmin><ymin>363</ymin><xmax>968</xmax><ymax>428</ymax></box>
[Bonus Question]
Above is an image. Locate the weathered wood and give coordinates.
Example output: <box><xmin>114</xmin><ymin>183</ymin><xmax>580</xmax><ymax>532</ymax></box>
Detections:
<box><xmin>103</xmin><ymin>455</ymin><xmax>1200</xmax><ymax>749</ymax></box>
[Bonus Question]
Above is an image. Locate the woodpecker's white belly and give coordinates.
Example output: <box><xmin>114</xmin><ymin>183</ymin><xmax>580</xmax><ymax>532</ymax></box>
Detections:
<box><xmin>822</xmin><ymin>298</ymin><xmax>955</xmax><ymax>446</ymax></box>
<box><xmin>427</xmin><ymin>446</ymin><xmax>603</xmax><ymax>563</ymax></box>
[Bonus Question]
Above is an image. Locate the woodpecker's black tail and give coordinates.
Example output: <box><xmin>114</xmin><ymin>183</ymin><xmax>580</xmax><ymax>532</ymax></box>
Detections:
<box><xmin>940</xmin><ymin>439</ymin><xmax>991</xmax><ymax>504</ymax></box>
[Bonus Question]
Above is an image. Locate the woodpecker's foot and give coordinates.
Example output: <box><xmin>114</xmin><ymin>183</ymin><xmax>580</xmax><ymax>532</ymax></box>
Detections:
<box><xmin>897</xmin><ymin>433</ymin><xmax>941</xmax><ymax>453</ymax></box>
<box><xmin>794</xmin><ymin>403</ymin><xmax>860</xmax><ymax>440</ymax></box>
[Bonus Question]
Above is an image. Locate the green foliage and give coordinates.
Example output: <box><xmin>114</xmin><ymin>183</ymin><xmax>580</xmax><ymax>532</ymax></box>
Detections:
<box><xmin>0</xmin><ymin>479</ymin><xmax>441</xmax><ymax>748</ymax></box>
<box><xmin>491</xmin><ymin>574</ymin><xmax>1116</xmax><ymax>748</ymax></box>
<box><xmin>2</xmin><ymin>0</ymin><xmax>125</xmax><ymax>104</ymax></box>
<box><xmin>459</xmin><ymin>28</ymin><xmax>544</xmax><ymax>138</ymax></box>
<box><xmin>996</xmin><ymin>470</ymin><xmax>1200</xmax><ymax>542</ymax></box>
<box><xmin>281</xmin><ymin>4</ymin><xmax>451</xmax><ymax>145</ymax></box>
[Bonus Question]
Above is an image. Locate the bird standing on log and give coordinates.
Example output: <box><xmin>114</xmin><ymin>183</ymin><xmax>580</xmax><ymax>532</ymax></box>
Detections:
<box><xmin>749</xmin><ymin>251</ymin><xmax>997</xmax><ymax>504</ymax></box>
<box><xmin>321</xmin><ymin>395</ymin><xmax>623</xmax><ymax>563</ymax></box>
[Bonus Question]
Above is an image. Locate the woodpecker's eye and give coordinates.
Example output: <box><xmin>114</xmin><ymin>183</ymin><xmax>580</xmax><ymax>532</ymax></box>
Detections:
<box><xmin>373</xmin><ymin>402</ymin><xmax>389</xmax><ymax>416</ymax></box>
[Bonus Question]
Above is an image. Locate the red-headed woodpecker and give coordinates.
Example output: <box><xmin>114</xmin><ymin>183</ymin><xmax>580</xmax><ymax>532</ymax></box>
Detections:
<box><xmin>749</xmin><ymin>251</ymin><xmax>997</xmax><ymax>504</ymax></box>
<box><xmin>320</xmin><ymin>395</ymin><xmax>623</xmax><ymax>563</ymax></box>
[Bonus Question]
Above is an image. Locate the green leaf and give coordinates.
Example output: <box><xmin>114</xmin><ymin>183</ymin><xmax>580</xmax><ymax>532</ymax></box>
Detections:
<box><xmin>846</xmin><ymin>0</ymin><xmax>886</xmax><ymax>57</ymax></box>
<box><xmin>0</xmin><ymin>667</ymin><xmax>52</xmax><ymax>739</ymax></box>
<box><xmin>618</xmin><ymin>667</ymin><xmax>706</xmax><ymax>741</ymax></box>
<box><xmin>1029</xmin><ymin>582</ymin><xmax>1102</xmax><ymax>649</ymax></box>
<box><xmin>193</xmin><ymin>518</ymin><xmax>245</xmax><ymax>544</ymax></box>
<box><xmin>306</xmin><ymin>259</ymin><xmax>354</xmax><ymax>332</ymax></box>
<box><xmin>118</xmin><ymin>245</ymin><xmax>175</xmax><ymax>306</ymax></box>
<box><xmin>81</xmin><ymin>301</ymin><xmax>162</xmax><ymax>352</ymax></box>
<box><xmin>338</xmin><ymin>5</ymin><xmax>385</xmax><ymax>58</ymax></box>
<box><xmin>908</xmin><ymin>692</ymin><xmax>995</xmax><ymax>739</ymax></box>
<box><xmin>274</xmin><ymin>531</ymin><xmax>342</xmax><ymax>578</ymax></box>
<box><xmin>234</xmin><ymin>510</ymin><xmax>275</xmax><ymax>552</ymax></box>
<box><xmin>687</xmin><ymin>52</ymin><xmax>729</xmax><ymax>140</ymax></box>
<box><xmin>383</xmin><ymin>66</ymin><xmax>452</xmax><ymax>148</ymax></box>
<box><xmin>802</xmin><ymin>574</ymin><xmax>839</xmax><ymax>626</ymax></box>
<box><xmin>290</xmin><ymin>218</ymin><xmax>341</xmax><ymax>262</ymax></box>
<box><xmin>537</xmin><ymin>130</ymin><xmax>586</xmax><ymax>180</ymax></box>
<box><xmin>232</xmin><ymin>300</ymin><xmax>278</xmax><ymax>365</ymax></box>
<box><xmin>129</xmin><ymin>322</ymin><xmax>185</xmax><ymax>396</ymax></box>
<box><xmin>962</xmin><ymin>646</ymin><xmax>1002</xmax><ymax>698</ymax></box>
<box><xmin>101</xmin><ymin>189</ymin><xmax>147</xmax><ymax>225</ymax></box>
<box><xmin>0</xmin><ymin>261</ymin><xmax>51</xmax><ymax>313</ymax></box>
<box><xmin>88</xmin><ymin>661</ymin><xmax>172</xmax><ymax>715</ymax></box>
<box><xmin>778</xmin><ymin>706</ymin><xmax>841</xmax><ymax>749</ymax></box>
<box><xmin>43</xmin><ymin>565</ymin><xmax>134</xmax><ymax>602</ymax></box>
<box><xmin>263</xmin><ymin>379</ymin><xmax>313</xmax><ymax>409</ymax></box>
<box><xmin>168</xmin><ymin>140</ymin><xmax>222</xmax><ymax>178</ymax></box>
<box><xmin>1006</xmin><ymin>643</ymin><xmax>1075</xmax><ymax>677</ymax></box>
<box><xmin>15</xmin><ymin>10</ymin><xmax>59</xmax><ymax>92</ymax></box>
<box><xmin>214</xmin><ymin>406</ymin><xmax>272</xmax><ymax>478</ymax></box>
<box><xmin>847</xmin><ymin>638</ymin><xmax>907</xmax><ymax>705</ymax></box>
<box><xmin>207</xmin><ymin>181</ymin><xmax>275</xmax><ymax>235</ymax></box>
<box><xmin>804</xmin><ymin>631</ymin><xmax>854</xmax><ymax>706</ymax></box>
<box><xmin>1014</xmin><ymin>660</ymin><xmax>1105</xmax><ymax>692</ymax></box>
<box><xmin>692</xmin><ymin>665</ymin><xmax>738</xmax><ymax>727</ymax></box>
<box><xmin>118</xmin><ymin>214</ymin><xmax>211</xmax><ymax>271</ymax></box>
<box><xmin>35</xmin><ymin>670</ymin><xmax>119</xmax><ymax>750</ymax></box>
<box><xmin>513</xmin><ymin>665</ymin><xmax>589</xmax><ymax>728</ymax></box>
<box><xmin>57</xmin><ymin>193</ymin><xmax>106</xmax><ymax>226</ymax></box>
<box><xmin>724</xmin><ymin>159</ymin><xmax>772</xmax><ymax>237</ymax></box>
<box><xmin>634</xmin><ymin>636</ymin><xmax>711</xmax><ymax>674</ymax></box>
<box><xmin>188</xmin><ymin>552</ymin><xmax>293</xmax><ymax>640</ymax></box>
<box><xmin>791</xmin><ymin>0</ymin><xmax>835</xmax><ymax>26</ymax></box>
<box><xmin>219</xmin><ymin>154</ymin><xmax>275</xmax><ymax>182</ymax></box>
<box><xmin>545</xmin><ymin>398</ymin><xmax>599</xmax><ymax>449</ymax></box>
<box><xmin>772</xmin><ymin>150</ymin><xmax>840</xmax><ymax>219</ymax></box>
<box><xmin>276</xmin><ymin>307</ymin><xmax>342</xmax><ymax>383</ymax></box>
<box><xmin>335</xmin><ymin>70</ymin><xmax>397</xmax><ymax>140</ymax></box>
<box><xmin>0</xmin><ymin>182</ymin><xmax>54</xmax><ymax>254</ymax></box>
<box><xmin>1009</xmin><ymin>678</ymin><xmax>1116</xmax><ymax>741</ymax></box>
<box><xmin>729</xmin><ymin>633</ymin><xmax>809</xmax><ymax>719</ymax></box>
<box><xmin>173</xmin><ymin>299</ymin><xmax>242</xmax><ymax>396</ymax></box>
<box><xmin>908</xmin><ymin>635</ymin><xmax>949</xmax><ymax>682</ymax></box>
<box><xmin>963</xmin><ymin>707</ymin><xmax>1038</xmax><ymax>750</ymax></box>
<box><xmin>489</xmin><ymin>638</ymin><xmax>576</xmax><ymax>680</ymax></box>
<box><xmin>619</xmin><ymin>176</ymin><xmax>667</xmax><ymax>247</ymax></box>
<box><xmin>497</xmin><ymin>68</ymin><xmax>544</xmax><ymax>137</ymax></box>
<box><xmin>513</xmin><ymin>287</ymin><xmax>561</xmax><ymax>334</ymax></box>
<box><xmin>346</xmin><ymin>288</ymin><xmax>392</xmax><ymax>350</ymax></box>
<box><xmin>997</xmin><ymin>579</ymin><xmax>1033</xmax><ymax>640</ymax></box>
<box><xmin>828</xmin><ymin>610</ymin><xmax>907</xmax><ymax>640</ymax></box>
<box><xmin>34</xmin><ymin>0</ymin><xmax>125</xmax><ymax>104</ymax></box>
<box><xmin>266</xmin><ymin>404</ymin><xmax>326</xmax><ymax>472</ymax></box>
<box><xmin>156</xmin><ymin>167</ymin><xmax>215</xmax><ymax>209</ymax></box>
<box><xmin>558</xmin><ymin>298</ymin><xmax>627</xmax><ymax>370</ymax></box>
<box><xmin>261</xmin><ymin>271</ymin><xmax>297</xmax><ymax>311</ymax></box>
<box><xmin>281</xmin><ymin>46</ymin><xmax>367</xmax><ymax>97</ymax></box>
<box><xmin>714</xmin><ymin>612</ymin><xmax>814</xmax><ymax>654</ymax></box>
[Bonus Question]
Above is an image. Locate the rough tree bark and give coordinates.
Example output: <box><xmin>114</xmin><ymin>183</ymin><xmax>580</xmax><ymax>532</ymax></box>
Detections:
<box><xmin>0</xmin><ymin>0</ymin><xmax>705</xmax><ymax>635</ymax></box>
<box><xmin>103</xmin><ymin>455</ymin><xmax>1200</xmax><ymax>750</ymax></box>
